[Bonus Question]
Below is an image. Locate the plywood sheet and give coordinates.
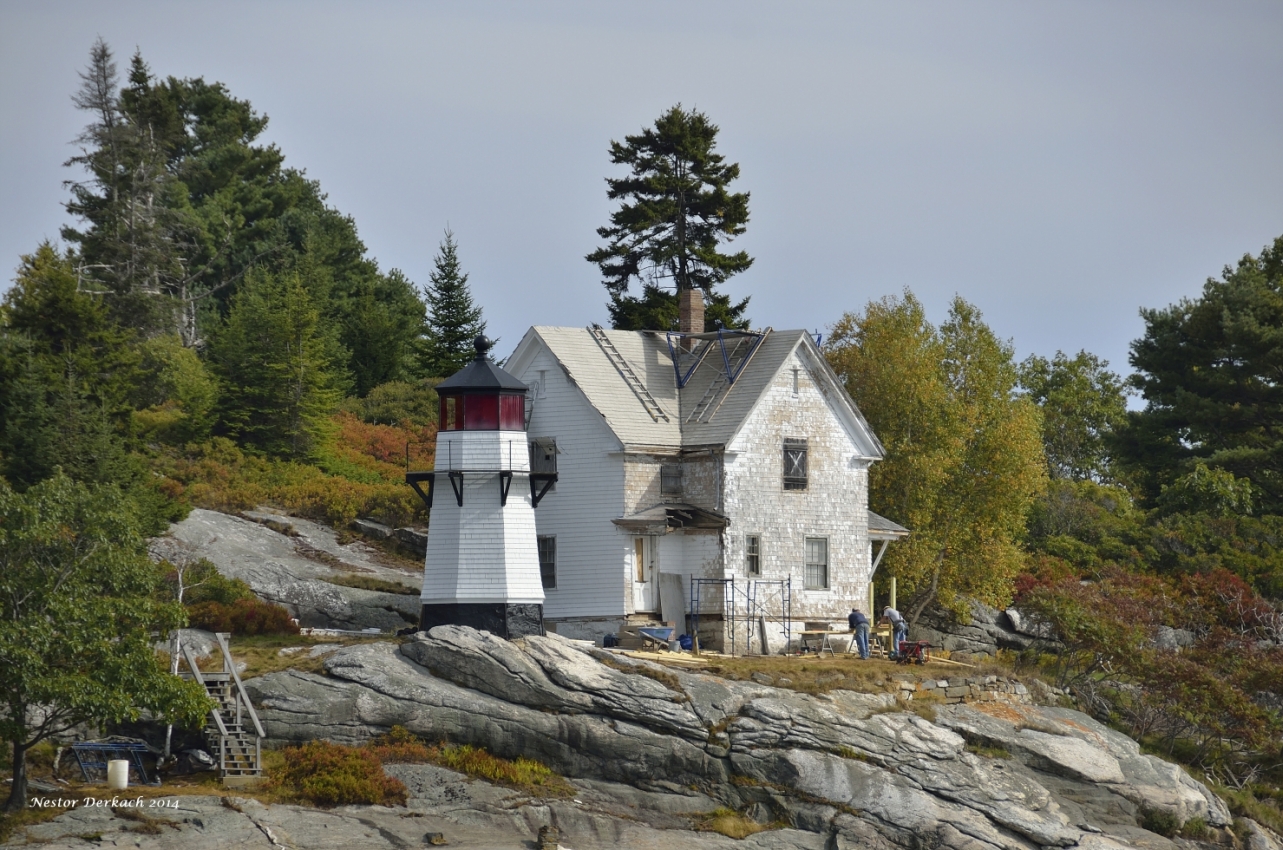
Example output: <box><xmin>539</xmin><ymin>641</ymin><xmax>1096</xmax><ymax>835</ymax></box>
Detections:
<box><xmin>659</xmin><ymin>572</ymin><xmax>686</xmax><ymax>626</ymax></box>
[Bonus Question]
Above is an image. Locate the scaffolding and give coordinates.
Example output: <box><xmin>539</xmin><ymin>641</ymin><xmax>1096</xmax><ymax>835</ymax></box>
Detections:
<box><xmin>690</xmin><ymin>577</ymin><xmax>736</xmax><ymax>656</ymax></box>
<box><xmin>745</xmin><ymin>578</ymin><xmax>792</xmax><ymax>655</ymax></box>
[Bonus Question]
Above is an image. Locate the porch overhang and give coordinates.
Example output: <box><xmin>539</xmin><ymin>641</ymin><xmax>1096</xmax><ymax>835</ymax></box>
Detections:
<box><xmin>868</xmin><ymin>510</ymin><xmax>910</xmax><ymax>541</ymax></box>
<box><xmin>612</xmin><ymin>503</ymin><xmax>730</xmax><ymax>533</ymax></box>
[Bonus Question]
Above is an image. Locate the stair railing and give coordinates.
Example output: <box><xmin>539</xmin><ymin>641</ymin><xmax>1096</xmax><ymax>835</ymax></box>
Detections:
<box><xmin>178</xmin><ymin>634</ymin><xmax>263</xmax><ymax>778</ymax></box>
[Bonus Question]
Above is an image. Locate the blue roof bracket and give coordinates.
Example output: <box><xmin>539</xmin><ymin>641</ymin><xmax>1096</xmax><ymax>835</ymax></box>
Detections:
<box><xmin>722</xmin><ymin>329</ymin><xmax>767</xmax><ymax>386</ymax></box>
<box><xmin>667</xmin><ymin>329</ymin><xmax>767</xmax><ymax>388</ymax></box>
<box><xmin>666</xmin><ymin>333</ymin><xmax>714</xmax><ymax>388</ymax></box>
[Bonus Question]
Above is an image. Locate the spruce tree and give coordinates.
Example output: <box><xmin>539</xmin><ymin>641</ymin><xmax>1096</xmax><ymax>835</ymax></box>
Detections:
<box><xmin>209</xmin><ymin>269</ymin><xmax>345</xmax><ymax>458</ymax></box>
<box><xmin>588</xmin><ymin>104</ymin><xmax>752</xmax><ymax>331</ymax></box>
<box><xmin>420</xmin><ymin>229</ymin><xmax>486</xmax><ymax>376</ymax></box>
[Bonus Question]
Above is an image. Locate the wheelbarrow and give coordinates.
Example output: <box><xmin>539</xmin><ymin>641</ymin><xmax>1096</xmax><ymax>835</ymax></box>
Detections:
<box><xmin>637</xmin><ymin>626</ymin><xmax>675</xmax><ymax>651</ymax></box>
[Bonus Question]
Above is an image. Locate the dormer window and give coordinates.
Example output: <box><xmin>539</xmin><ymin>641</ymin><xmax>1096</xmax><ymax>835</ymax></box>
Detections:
<box><xmin>783</xmin><ymin>438</ymin><xmax>808</xmax><ymax>490</ymax></box>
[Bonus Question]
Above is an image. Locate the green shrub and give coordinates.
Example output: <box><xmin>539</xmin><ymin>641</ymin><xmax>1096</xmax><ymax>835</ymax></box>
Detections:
<box><xmin>184</xmin><ymin>569</ymin><xmax>257</xmax><ymax>606</ymax></box>
<box><xmin>1139</xmin><ymin>807</ymin><xmax>1180</xmax><ymax>837</ymax></box>
<box><xmin>186</xmin><ymin>598</ymin><xmax>299</xmax><ymax>636</ymax></box>
<box><xmin>271</xmin><ymin>740</ymin><xmax>407</xmax><ymax>807</ymax></box>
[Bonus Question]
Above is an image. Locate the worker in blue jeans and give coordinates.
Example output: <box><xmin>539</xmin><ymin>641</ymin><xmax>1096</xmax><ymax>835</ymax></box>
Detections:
<box><xmin>847</xmin><ymin>608</ymin><xmax>870</xmax><ymax>659</ymax></box>
<box><xmin>882</xmin><ymin>606</ymin><xmax>908</xmax><ymax>658</ymax></box>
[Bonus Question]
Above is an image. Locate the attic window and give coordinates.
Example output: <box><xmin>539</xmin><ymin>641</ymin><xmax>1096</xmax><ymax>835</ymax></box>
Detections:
<box><xmin>530</xmin><ymin>438</ymin><xmax>557</xmax><ymax>492</ymax></box>
<box><xmin>783</xmin><ymin>438</ymin><xmax>808</xmax><ymax>490</ymax></box>
<box><xmin>660</xmin><ymin>464</ymin><xmax>683</xmax><ymax>496</ymax></box>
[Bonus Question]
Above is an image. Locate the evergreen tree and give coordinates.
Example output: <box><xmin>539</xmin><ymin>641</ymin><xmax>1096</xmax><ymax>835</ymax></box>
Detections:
<box><xmin>60</xmin><ymin>38</ymin><xmax>427</xmax><ymax>372</ymax></box>
<box><xmin>1119</xmin><ymin>235</ymin><xmax>1283</xmax><ymax>511</ymax></box>
<box><xmin>419</xmin><ymin>229</ymin><xmax>485</xmax><ymax>376</ymax></box>
<box><xmin>209</xmin><ymin>269</ymin><xmax>345</xmax><ymax>458</ymax></box>
<box><xmin>62</xmin><ymin>41</ymin><xmax>186</xmax><ymax>335</ymax></box>
<box><xmin>588</xmin><ymin>104</ymin><xmax>752</xmax><ymax>331</ymax></box>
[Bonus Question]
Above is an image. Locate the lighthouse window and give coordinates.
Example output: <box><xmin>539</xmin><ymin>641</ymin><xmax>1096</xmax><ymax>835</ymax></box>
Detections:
<box><xmin>440</xmin><ymin>396</ymin><xmax>459</xmax><ymax>430</ymax></box>
<box><xmin>463</xmin><ymin>394</ymin><xmax>499</xmax><ymax>429</ymax></box>
<box><xmin>537</xmin><ymin>535</ymin><xmax>557</xmax><ymax>589</ymax></box>
<box><xmin>500</xmin><ymin>394</ymin><xmax>525</xmax><ymax>430</ymax></box>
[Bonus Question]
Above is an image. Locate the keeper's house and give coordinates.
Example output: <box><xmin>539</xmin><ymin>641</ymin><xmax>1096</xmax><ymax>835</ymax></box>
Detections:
<box><xmin>504</xmin><ymin>310</ymin><xmax>906</xmax><ymax>650</ymax></box>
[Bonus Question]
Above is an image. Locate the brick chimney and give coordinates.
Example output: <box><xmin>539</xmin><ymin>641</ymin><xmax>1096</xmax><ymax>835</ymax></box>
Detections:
<box><xmin>678</xmin><ymin>288</ymin><xmax>705</xmax><ymax>335</ymax></box>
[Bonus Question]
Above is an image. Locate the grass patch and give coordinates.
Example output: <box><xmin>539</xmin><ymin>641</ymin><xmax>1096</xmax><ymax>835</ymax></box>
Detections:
<box><xmin>965</xmin><ymin>743</ymin><xmax>1012</xmax><ymax>759</ymax></box>
<box><xmin>1217</xmin><ymin>785</ymin><xmax>1283</xmax><ymax>836</ymax></box>
<box><xmin>697</xmin><ymin>807</ymin><xmax>777</xmax><ymax>839</ymax></box>
<box><xmin>0</xmin><ymin>805</ymin><xmax>71</xmax><ymax>844</ymax></box>
<box><xmin>596</xmin><ymin>654</ymin><xmax>688</xmax><ymax>700</ymax></box>
<box><xmin>901</xmin><ymin>692</ymin><xmax>942</xmax><ymax>722</ymax></box>
<box><xmin>196</xmin><ymin>633</ymin><xmax>383</xmax><ymax>680</ymax></box>
<box><xmin>429</xmin><ymin>743</ymin><xmax>574</xmax><ymax>797</ymax></box>
<box><xmin>325</xmin><ymin>573</ymin><xmax>418</xmax><ymax>596</ymax></box>
<box><xmin>112</xmin><ymin>807</ymin><xmax>169</xmax><ymax>835</ymax></box>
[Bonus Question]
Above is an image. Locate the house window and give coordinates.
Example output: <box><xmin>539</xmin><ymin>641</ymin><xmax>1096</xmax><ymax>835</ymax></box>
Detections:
<box><xmin>746</xmin><ymin>535</ymin><xmax>761</xmax><ymax>576</ymax></box>
<box><xmin>784</xmin><ymin>438</ymin><xmax>808</xmax><ymax>490</ymax></box>
<box><xmin>530</xmin><ymin>437</ymin><xmax>557</xmax><ymax>492</ymax></box>
<box><xmin>805</xmin><ymin>537</ymin><xmax>828</xmax><ymax>590</ymax></box>
<box><xmin>660</xmin><ymin>463</ymin><xmax>682</xmax><ymax>496</ymax></box>
<box><xmin>792</xmin><ymin>367</ymin><xmax>800</xmax><ymax>395</ymax></box>
<box><xmin>537</xmin><ymin>535</ymin><xmax>556</xmax><ymax>589</ymax></box>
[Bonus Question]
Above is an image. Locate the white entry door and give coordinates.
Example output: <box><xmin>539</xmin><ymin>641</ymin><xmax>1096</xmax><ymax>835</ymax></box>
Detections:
<box><xmin>633</xmin><ymin>536</ymin><xmax>657</xmax><ymax>613</ymax></box>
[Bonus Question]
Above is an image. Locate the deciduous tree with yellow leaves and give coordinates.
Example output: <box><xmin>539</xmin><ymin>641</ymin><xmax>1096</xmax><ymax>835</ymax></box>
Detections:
<box><xmin>826</xmin><ymin>292</ymin><xmax>1046</xmax><ymax>624</ymax></box>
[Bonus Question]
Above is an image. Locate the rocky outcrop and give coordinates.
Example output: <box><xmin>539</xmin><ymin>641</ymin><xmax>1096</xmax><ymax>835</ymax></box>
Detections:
<box><xmin>234</xmin><ymin>626</ymin><xmax>1247</xmax><ymax>849</ymax></box>
<box><xmin>149</xmin><ymin>508</ymin><xmax>421</xmax><ymax>631</ymax></box>
<box><xmin>912</xmin><ymin>600</ymin><xmax>1050</xmax><ymax>658</ymax></box>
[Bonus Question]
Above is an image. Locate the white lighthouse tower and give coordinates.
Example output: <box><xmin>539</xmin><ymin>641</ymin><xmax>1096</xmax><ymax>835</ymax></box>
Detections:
<box><xmin>406</xmin><ymin>336</ymin><xmax>552</xmax><ymax>639</ymax></box>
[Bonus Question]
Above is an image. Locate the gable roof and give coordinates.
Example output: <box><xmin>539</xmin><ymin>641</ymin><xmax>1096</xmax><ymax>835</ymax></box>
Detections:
<box><xmin>507</xmin><ymin>326</ymin><xmax>883</xmax><ymax>459</ymax></box>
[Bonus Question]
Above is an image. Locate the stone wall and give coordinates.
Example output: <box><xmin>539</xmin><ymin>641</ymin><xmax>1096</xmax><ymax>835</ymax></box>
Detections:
<box><xmin>894</xmin><ymin>673</ymin><xmax>1058</xmax><ymax>706</ymax></box>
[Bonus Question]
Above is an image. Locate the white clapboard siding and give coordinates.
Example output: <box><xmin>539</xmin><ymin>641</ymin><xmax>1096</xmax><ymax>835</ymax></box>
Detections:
<box><xmin>517</xmin><ymin>346</ymin><xmax>629</xmax><ymax>619</ymax></box>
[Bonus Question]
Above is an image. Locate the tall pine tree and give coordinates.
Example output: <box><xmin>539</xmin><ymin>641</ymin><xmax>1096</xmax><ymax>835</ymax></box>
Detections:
<box><xmin>419</xmin><ymin>229</ymin><xmax>486</xmax><ymax>376</ymax></box>
<box><xmin>587</xmin><ymin>105</ymin><xmax>752</xmax><ymax>331</ymax></box>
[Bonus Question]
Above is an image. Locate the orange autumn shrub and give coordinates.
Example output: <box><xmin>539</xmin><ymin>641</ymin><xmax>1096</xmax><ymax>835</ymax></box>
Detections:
<box><xmin>271</xmin><ymin>740</ymin><xmax>407</xmax><ymax>807</ymax></box>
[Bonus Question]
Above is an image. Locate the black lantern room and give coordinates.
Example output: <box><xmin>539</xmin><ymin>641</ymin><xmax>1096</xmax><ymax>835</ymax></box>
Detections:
<box><xmin>436</xmin><ymin>336</ymin><xmax>529</xmax><ymax>432</ymax></box>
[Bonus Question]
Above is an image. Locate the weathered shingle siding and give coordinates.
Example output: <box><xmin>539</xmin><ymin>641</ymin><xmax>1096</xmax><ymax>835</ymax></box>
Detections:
<box><xmin>516</xmin><ymin>345</ymin><xmax>629</xmax><ymax>619</ymax></box>
<box><xmin>723</xmin><ymin>348</ymin><xmax>871</xmax><ymax>624</ymax></box>
<box><xmin>623</xmin><ymin>455</ymin><xmax>667</xmax><ymax>515</ymax></box>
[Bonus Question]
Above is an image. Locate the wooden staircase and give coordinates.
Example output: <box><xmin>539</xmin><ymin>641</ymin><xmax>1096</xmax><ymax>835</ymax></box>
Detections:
<box><xmin>178</xmin><ymin>632</ymin><xmax>264</xmax><ymax>787</ymax></box>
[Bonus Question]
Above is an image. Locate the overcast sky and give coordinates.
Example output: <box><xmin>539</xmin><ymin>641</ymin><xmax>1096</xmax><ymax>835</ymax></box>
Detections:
<box><xmin>3</xmin><ymin>1</ymin><xmax>1281</xmax><ymax>388</ymax></box>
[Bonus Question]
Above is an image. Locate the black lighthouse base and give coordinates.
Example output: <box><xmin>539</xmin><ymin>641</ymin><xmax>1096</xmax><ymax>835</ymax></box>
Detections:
<box><xmin>419</xmin><ymin>603</ymin><xmax>544</xmax><ymax>640</ymax></box>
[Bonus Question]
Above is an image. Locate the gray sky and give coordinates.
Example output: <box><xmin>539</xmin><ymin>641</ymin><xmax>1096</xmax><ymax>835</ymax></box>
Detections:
<box><xmin>3</xmin><ymin>1</ymin><xmax>1281</xmax><ymax>388</ymax></box>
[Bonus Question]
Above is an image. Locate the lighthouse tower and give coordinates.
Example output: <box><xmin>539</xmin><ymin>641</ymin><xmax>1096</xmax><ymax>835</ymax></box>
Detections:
<box><xmin>409</xmin><ymin>336</ymin><xmax>550</xmax><ymax>639</ymax></box>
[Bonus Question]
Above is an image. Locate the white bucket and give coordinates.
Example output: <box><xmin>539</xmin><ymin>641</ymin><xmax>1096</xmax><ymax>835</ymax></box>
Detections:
<box><xmin>106</xmin><ymin>759</ymin><xmax>129</xmax><ymax>790</ymax></box>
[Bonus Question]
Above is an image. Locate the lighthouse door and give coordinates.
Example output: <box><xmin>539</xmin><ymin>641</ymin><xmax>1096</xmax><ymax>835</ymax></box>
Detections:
<box><xmin>633</xmin><ymin>536</ymin><xmax>657</xmax><ymax>613</ymax></box>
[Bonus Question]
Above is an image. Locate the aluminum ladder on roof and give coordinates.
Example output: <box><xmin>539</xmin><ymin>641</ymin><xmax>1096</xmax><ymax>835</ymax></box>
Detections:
<box><xmin>589</xmin><ymin>324</ymin><xmax>670</xmax><ymax>423</ymax></box>
<box><xmin>684</xmin><ymin>329</ymin><xmax>773</xmax><ymax>424</ymax></box>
